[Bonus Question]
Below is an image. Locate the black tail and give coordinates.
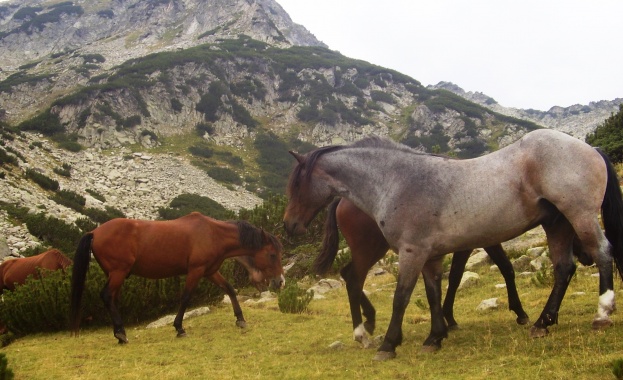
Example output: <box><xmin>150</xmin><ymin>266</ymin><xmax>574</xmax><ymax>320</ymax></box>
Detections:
<box><xmin>314</xmin><ymin>199</ymin><xmax>341</xmax><ymax>275</ymax></box>
<box><xmin>596</xmin><ymin>148</ymin><xmax>623</xmax><ymax>278</ymax></box>
<box><xmin>70</xmin><ymin>232</ymin><xmax>93</xmax><ymax>335</ymax></box>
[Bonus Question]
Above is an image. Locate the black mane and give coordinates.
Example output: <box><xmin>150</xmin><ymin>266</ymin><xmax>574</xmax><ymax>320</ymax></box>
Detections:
<box><xmin>230</xmin><ymin>220</ymin><xmax>282</xmax><ymax>251</ymax></box>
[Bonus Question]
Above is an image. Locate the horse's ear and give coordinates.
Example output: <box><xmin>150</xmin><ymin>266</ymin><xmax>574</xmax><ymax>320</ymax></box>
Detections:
<box><xmin>289</xmin><ymin>150</ymin><xmax>304</xmax><ymax>164</ymax></box>
<box><xmin>260</xmin><ymin>229</ymin><xmax>270</xmax><ymax>244</ymax></box>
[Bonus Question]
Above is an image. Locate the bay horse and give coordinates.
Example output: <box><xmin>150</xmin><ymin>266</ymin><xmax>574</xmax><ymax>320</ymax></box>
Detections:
<box><xmin>70</xmin><ymin>212</ymin><xmax>285</xmax><ymax>344</ymax></box>
<box><xmin>0</xmin><ymin>249</ymin><xmax>72</xmax><ymax>334</ymax></box>
<box><xmin>0</xmin><ymin>249</ymin><xmax>72</xmax><ymax>293</ymax></box>
<box><xmin>317</xmin><ymin>197</ymin><xmax>528</xmax><ymax>347</ymax></box>
<box><xmin>284</xmin><ymin>129</ymin><xmax>623</xmax><ymax>361</ymax></box>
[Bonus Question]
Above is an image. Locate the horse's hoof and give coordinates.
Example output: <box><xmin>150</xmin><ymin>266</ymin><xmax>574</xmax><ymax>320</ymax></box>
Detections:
<box><xmin>447</xmin><ymin>323</ymin><xmax>460</xmax><ymax>331</ymax></box>
<box><xmin>177</xmin><ymin>331</ymin><xmax>187</xmax><ymax>338</ymax></box>
<box><xmin>421</xmin><ymin>344</ymin><xmax>440</xmax><ymax>353</ymax></box>
<box><xmin>516</xmin><ymin>316</ymin><xmax>530</xmax><ymax>325</ymax></box>
<box><xmin>592</xmin><ymin>318</ymin><xmax>613</xmax><ymax>330</ymax></box>
<box><xmin>373</xmin><ymin>351</ymin><xmax>396</xmax><ymax>361</ymax></box>
<box><xmin>114</xmin><ymin>332</ymin><xmax>128</xmax><ymax>344</ymax></box>
<box><xmin>529</xmin><ymin>326</ymin><xmax>548</xmax><ymax>338</ymax></box>
<box><xmin>236</xmin><ymin>320</ymin><xmax>247</xmax><ymax>329</ymax></box>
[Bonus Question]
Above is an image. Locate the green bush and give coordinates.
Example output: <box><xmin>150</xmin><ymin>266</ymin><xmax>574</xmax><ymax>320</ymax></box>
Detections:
<box><xmin>206</xmin><ymin>166</ymin><xmax>242</xmax><ymax>185</ymax></box>
<box><xmin>586</xmin><ymin>104</ymin><xmax>623</xmax><ymax>163</ymax></box>
<box><xmin>81</xmin><ymin>206</ymin><xmax>125</xmax><ymax>224</ymax></box>
<box><xmin>50</xmin><ymin>189</ymin><xmax>86</xmax><ymax>212</ymax></box>
<box><xmin>158</xmin><ymin>193</ymin><xmax>235</xmax><ymax>221</ymax></box>
<box><xmin>23</xmin><ymin>213</ymin><xmax>82</xmax><ymax>256</ymax></box>
<box><xmin>25</xmin><ymin>169</ymin><xmax>59</xmax><ymax>191</ymax></box>
<box><xmin>613</xmin><ymin>358</ymin><xmax>623</xmax><ymax>379</ymax></box>
<box><xmin>0</xmin><ymin>147</ymin><xmax>18</xmax><ymax>166</ymax></box>
<box><xmin>0</xmin><ymin>352</ymin><xmax>14</xmax><ymax>379</ymax></box>
<box><xmin>0</xmin><ymin>262</ymin><xmax>233</xmax><ymax>336</ymax></box>
<box><xmin>85</xmin><ymin>188</ymin><xmax>106</xmax><ymax>203</ymax></box>
<box><xmin>188</xmin><ymin>143</ymin><xmax>213</xmax><ymax>158</ymax></box>
<box><xmin>53</xmin><ymin>163</ymin><xmax>71</xmax><ymax>177</ymax></box>
<box><xmin>278</xmin><ymin>281</ymin><xmax>313</xmax><ymax>314</ymax></box>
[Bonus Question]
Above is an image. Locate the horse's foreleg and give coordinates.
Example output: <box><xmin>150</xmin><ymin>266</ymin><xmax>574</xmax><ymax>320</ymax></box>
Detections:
<box><xmin>422</xmin><ymin>256</ymin><xmax>447</xmax><ymax>351</ymax></box>
<box><xmin>530</xmin><ymin>220</ymin><xmax>575</xmax><ymax>338</ymax></box>
<box><xmin>208</xmin><ymin>271</ymin><xmax>246</xmax><ymax>328</ymax></box>
<box><xmin>485</xmin><ymin>244</ymin><xmax>530</xmax><ymax>325</ymax></box>
<box><xmin>100</xmin><ymin>274</ymin><xmax>127</xmax><ymax>344</ymax></box>
<box><xmin>174</xmin><ymin>269</ymin><xmax>203</xmax><ymax>337</ymax></box>
<box><xmin>375</xmin><ymin>249</ymin><xmax>425</xmax><ymax>361</ymax></box>
<box><xmin>442</xmin><ymin>250</ymin><xmax>470</xmax><ymax>329</ymax></box>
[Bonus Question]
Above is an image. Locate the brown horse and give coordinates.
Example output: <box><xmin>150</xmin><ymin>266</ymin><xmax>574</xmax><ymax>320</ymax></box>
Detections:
<box><xmin>70</xmin><ymin>212</ymin><xmax>285</xmax><ymax>344</ymax></box>
<box><xmin>316</xmin><ymin>198</ymin><xmax>529</xmax><ymax>347</ymax></box>
<box><xmin>0</xmin><ymin>249</ymin><xmax>72</xmax><ymax>334</ymax></box>
<box><xmin>0</xmin><ymin>249</ymin><xmax>72</xmax><ymax>293</ymax></box>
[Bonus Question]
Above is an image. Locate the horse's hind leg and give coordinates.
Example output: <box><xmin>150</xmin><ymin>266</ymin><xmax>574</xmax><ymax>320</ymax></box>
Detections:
<box><xmin>485</xmin><ymin>245</ymin><xmax>530</xmax><ymax>325</ymax></box>
<box><xmin>442</xmin><ymin>250</ymin><xmax>471</xmax><ymax>329</ymax></box>
<box><xmin>530</xmin><ymin>218</ymin><xmax>576</xmax><ymax>338</ymax></box>
<box><xmin>208</xmin><ymin>272</ymin><xmax>246</xmax><ymax>328</ymax></box>
<box><xmin>100</xmin><ymin>273</ymin><xmax>128</xmax><ymax>344</ymax></box>
<box><xmin>421</xmin><ymin>256</ymin><xmax>447</xmax><ymax>352</ymax></box>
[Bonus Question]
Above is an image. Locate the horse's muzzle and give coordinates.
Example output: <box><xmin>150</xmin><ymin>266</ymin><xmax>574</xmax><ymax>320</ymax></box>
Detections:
<box><xmin>283</xmin><ymin>220</ymin><xmax>306</xmax><ymax>236</ymax></box>
<box><xmin>270</xmin><ymin>274</ymin><xmax>286</xmax><ymax>290</ymax></box>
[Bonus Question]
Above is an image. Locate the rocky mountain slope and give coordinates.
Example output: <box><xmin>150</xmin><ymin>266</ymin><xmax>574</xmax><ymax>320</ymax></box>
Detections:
<box><xmin>430</xmin><ymin>81</ymin><xmax>623</xmax><ymax>139</ymax></box>
<box><xmin>0</xmin><ymin>0</ymin><xmax>617</xmax><ymax>260</ymax></box>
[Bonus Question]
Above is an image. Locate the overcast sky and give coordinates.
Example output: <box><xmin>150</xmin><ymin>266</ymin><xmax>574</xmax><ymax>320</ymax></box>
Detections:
<box><xmin>277</xmin><ymin>0</ymin><xmax>623</xmax><ymax>111</ymax></box>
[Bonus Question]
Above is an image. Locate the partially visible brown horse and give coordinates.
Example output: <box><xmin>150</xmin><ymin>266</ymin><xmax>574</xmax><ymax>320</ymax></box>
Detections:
<box><xmin>0</xmin><ymin>249</ymin><xmax>72</xmax><ymax>334</ymax></box>
<box><xmin>316</xmin><ymin>198</ymin><xmax>529</xmax><ymax>347</ymax></box>
<box><xmin>70</xmin><ymin>212</ymin><xmax>285</xmax><ymax>344</ymax></box>
<box><xmin>0</xmin><ymin>249</ymin><xmax>72</xmax><ymax>293</ymax></box>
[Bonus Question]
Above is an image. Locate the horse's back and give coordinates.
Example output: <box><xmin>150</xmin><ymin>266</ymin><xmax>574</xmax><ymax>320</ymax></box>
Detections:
<box><xmin>90</xmin><ymin>215</ymin><xmax>218</xmax><ymax>278</ymax></box>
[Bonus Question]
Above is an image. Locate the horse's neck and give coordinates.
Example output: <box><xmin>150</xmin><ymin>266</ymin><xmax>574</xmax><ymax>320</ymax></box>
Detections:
<box><xmin>323</xmin><ymin>150</ymin><xmax>398</xmax><ymax>218</ymax></box>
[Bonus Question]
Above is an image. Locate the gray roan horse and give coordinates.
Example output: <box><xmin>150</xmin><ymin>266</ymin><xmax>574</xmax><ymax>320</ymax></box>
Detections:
<box><xmin>283</xmin><ymin>129</ymin><xmax>623</xmax><ymax>361</ymax></box>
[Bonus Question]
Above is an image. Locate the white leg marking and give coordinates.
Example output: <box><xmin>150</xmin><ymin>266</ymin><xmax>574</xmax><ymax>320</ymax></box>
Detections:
<box><xmin>596</xmin><ymin>289</ymin><xmax>615</xmax><ymax>320</ymax></box>
<box><xmin>353</xmin><ymin>323</ymin><xmax>371</xmax><ymax>348</ymax></box>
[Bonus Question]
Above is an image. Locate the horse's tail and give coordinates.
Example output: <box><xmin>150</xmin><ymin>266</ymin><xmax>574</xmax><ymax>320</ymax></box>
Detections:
<box><xmin>314</xmin><ymin>199</ymin><xmax>341</xmax><ymax>275</ymax></box>
<box><xmin>596</xmin><ymin>148</ymin><xmax>623</xmax><ymax>278</ymax></box>
<box><xmin>70</xmin><ymin>232</ymin><xmax>93</xmax><ymax>335</ymax></box>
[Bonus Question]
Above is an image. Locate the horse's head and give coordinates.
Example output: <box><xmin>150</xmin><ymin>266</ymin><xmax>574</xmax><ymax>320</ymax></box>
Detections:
<box><xmin>247</xmin><ymin>230</ymin><xmax>285</xmax><ymax>290</ymax></box>
<box><xmin>284</xmin><ymin>148</ymin><xmax>340</xmax><ymax>236</ymax></box>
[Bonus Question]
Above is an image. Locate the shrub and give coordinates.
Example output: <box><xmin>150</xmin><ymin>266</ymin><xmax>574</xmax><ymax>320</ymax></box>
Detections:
<box><xmin>81</xmin><ymin>206</ymin><xmax>125</xmax><ymax>224</ymax></box>
<box><xmin>85</xmin><ymin>188</ymin><xmax>106</xmax><ymax>203</ymax></box>
<box><xmin>22</xmin><ymin>213</ymin><xmax>82</xmax><ymax>255</ymax></box>
<box><xmin>0</xmin><ymin>147</ymin><xmax>17</xmax><ymax>166</ymax></box>
<box><xmin>188</xmin><ymin>144</ymin><xmax>213</xmax><ymax>159</ymax></box>
<box><xmin>195</xmin><ymin>122</ymin><xmax>214</xmax><ymax>137</ymax></box>
<box><xmin>158</xmin><ymin>193</ymin><xmax>235</xmax><ymax>221</ymax></box>
<box><xmin>0</xmin><ymin>262</ymin><xmax>232</xmax><ymax>336</ymax></box>
<box><xmin>53</xmin><ymin>163</ymin><xmax>71</xmax><ymax>177</ymax></box>
<box><xmin>278</xmin><ymin>281</ymin><xmax>313</xmax><ymax>314</ymax></box>
<box><xmin>613</xmin><ymin>358</ymin><xmax>623</xmax><ymax>379</ymax></box>
<box><xmin>25</xmin><ymin>169</ymin><xmax>59</xmax><ymax>191</ymax></box>
<box><xmin>170</xmin><ymin>98</ymin><xmax>183</xmax><ymax>113</ymax></box>
<box><xmin>586</xmin><ymin>104</ymin><xmax>623</xmax><ymax>163</ymax></box>
<box><xmin>50</xmin><ymin>189</ymin><xmax>86</xmax><ymax>212</ymax></box>
<box><xmin>206</xmin><ymin>166</ymin><xmax>242</xmax><ymax>185</ymax></box>
<box><xmin>0</xmin><ymin>352</ymin><xmax>14</xmax><ymax>379</ymax></box>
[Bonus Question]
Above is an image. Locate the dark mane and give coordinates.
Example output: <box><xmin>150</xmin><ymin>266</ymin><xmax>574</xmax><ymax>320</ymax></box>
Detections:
<box><xmin>287</xmin><ymin>145</ymin><xmax>344</xmax><ymax>193</ymax></box>
<box><xmin>230</xmin><ymin>220</ymin><xmax>282</xmax><ymax>251</ymax></box>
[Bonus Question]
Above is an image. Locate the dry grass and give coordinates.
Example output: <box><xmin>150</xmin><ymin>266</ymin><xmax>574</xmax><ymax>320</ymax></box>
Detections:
<box><xmin>2</xmin><ymin>262</ymin><xmax>622</xmax><ymax>379</ymax></box>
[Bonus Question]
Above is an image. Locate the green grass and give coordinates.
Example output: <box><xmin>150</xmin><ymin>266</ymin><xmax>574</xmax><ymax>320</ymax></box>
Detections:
<box><xmin>1</xmin><ymin>264</ymin><xmax>622</xmax><ymax>379</ymax></box>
